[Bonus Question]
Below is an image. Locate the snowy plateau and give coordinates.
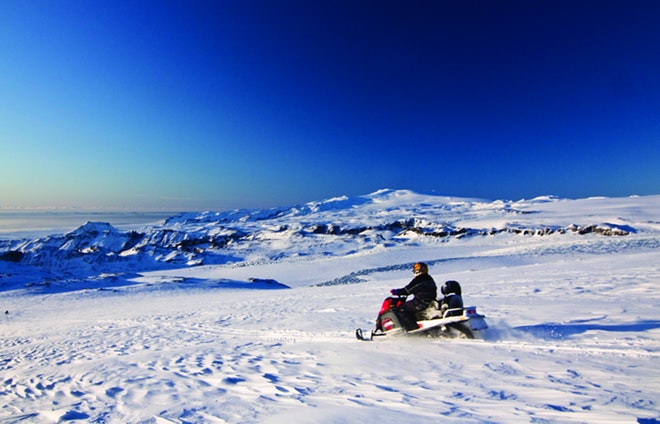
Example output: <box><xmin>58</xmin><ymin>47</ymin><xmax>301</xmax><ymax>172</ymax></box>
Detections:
<box><xmin>1</xmin><ymin>189</ymin><xmax>659</xmax><ymax>423</ymax></box>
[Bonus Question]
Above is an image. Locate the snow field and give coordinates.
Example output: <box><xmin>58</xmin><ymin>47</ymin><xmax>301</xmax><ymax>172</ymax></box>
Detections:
<box><xmin>2</xmin><ymin>241</ymin><xmax>659</xmax><ymax>423</ymax></box>
<box><xmin>1</xmin><ymin>192</ymin><xmax>659</xmax><ymax>423</ymax></box>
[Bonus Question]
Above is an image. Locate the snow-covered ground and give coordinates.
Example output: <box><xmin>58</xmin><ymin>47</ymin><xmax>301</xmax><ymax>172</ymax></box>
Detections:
<box><xmin>1</xmin><ymin>190</ymin><xmax>659</xmax><ymax>423</ymax></box>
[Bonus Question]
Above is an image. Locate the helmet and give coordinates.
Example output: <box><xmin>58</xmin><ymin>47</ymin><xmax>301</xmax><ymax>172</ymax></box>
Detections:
<box><xmin>441</xmin><ymin>280</ymin><xmax>462</xmax><ymax>296</ymax></box>
<box><xmin>412</xmin><ymin>262</ymin><xmax>428</xmax><ymax>276</ymax></box>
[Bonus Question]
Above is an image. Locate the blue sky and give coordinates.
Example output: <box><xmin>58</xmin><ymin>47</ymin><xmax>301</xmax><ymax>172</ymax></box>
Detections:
<box><xmin>1</xmin><ymin>1</ymin><xmax>658</xmax><ymax>211</ymax></box>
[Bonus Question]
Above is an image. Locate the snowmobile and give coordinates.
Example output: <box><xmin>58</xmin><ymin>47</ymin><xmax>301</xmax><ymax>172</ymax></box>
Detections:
<box><xmin>355</xmin><ymin>294</ymin><xmax>488</xmax><ymax>341</ymax></box>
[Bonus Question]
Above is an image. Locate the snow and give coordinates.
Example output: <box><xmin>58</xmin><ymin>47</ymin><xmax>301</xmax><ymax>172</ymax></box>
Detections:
<box><xmin>1</xmin><ymin>190</ymin><xmax>659</xmax><ymax>423</ymax></box>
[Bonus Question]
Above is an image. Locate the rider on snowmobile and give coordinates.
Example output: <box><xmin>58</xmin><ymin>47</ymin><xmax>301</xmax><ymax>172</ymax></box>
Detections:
<box><xmin>439</xmin><ymin>280</ymin><xmax>464</xmax><ymax>317</ymax></box>
<box><xmin>390</xmin><ymin>262</ymin><xmax>437</xmax><ymax>329</ymax></box>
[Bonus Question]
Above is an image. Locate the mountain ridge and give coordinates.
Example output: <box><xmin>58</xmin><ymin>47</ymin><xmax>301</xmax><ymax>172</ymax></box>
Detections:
<box><xmin>1</xmin><ymin>190</ymin><xmax>659</xmax><ymax>291</ymax></box>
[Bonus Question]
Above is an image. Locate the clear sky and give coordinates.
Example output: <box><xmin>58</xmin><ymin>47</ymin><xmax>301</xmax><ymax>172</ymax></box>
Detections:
<box><xmin>1</xmin><ymin>1</ymin><xmax>659</xmax><ymax>211</ymax></box>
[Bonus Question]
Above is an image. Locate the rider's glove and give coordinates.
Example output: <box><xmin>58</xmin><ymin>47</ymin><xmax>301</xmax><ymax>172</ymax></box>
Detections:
<box><xmin>391</xmin><ymin>289</ymin><xmax>401</xmax><ymax>296</ymax></box>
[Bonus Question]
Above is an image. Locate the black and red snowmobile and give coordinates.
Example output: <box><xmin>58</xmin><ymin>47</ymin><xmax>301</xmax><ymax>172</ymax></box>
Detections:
<box><xmin>355</xmin><ymin>282</ymin><xmax>488</xmax><ymax>341</ymax></box>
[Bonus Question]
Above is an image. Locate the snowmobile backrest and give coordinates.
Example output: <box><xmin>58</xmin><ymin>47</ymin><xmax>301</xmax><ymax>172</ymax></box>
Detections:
<box><xmin>441</xmin><ymin>280</ymin><xmax>462</xmax><ymax>296</ymax></box>
<box><xmin>438</xmin><ymin>293</ymin><xmax>464</xmax><ymax>317</ymax></box>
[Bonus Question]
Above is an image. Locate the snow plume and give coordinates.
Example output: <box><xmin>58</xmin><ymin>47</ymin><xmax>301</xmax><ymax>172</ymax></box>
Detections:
<box><xmin>1</xmin><ymin>190</ymin><xmax>659</xmax><ymax>423</ymax></box>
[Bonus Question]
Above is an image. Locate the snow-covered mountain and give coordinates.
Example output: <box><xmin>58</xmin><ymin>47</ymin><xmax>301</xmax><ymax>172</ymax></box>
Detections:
<box><xmin>1</xmin><ymin>190</ymin><xmax>659</xmax><ymax>423</ymax></box>
<box><xmin>1</xmin><ymin>189</ymin><xmax>657</xmax><ymax>292</ymax></box>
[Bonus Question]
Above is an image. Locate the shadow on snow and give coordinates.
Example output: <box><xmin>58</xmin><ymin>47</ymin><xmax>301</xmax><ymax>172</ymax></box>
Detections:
<box><xmin>513</xmin><ymin>319</ymin><xmax>660</xmax><ymax>340</ymax></box>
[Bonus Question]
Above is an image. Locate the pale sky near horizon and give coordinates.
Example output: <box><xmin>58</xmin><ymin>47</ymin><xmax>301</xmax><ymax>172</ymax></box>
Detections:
<box><xmin>1</xmin><ymin>0</ymin><xmax>659</xmax><ymax>211</ymax></box>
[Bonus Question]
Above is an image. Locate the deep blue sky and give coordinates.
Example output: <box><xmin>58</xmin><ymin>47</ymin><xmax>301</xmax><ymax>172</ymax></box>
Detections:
<box><xmin>1</xmin><ymin>1</ymin><xmax>659</xmax><ymax>210</ymax></box>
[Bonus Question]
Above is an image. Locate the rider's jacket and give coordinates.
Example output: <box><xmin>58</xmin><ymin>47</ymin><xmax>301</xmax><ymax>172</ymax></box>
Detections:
<box><xmin>398</xmin><ymin>273</ymin><xmax>437</xmax><ymax>309</ymax></box>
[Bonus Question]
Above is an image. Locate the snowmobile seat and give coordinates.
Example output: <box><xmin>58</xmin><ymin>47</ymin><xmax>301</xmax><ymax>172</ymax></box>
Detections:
<box><xmin>415</xmin><ymin>300</ymin><xmax>442</xmax><ymax>321</ymax></box>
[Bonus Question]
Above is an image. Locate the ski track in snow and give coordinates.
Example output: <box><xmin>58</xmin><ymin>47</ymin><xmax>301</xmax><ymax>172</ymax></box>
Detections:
<box><xmin>1</xmin><ymin>192</ymin><xmax>659</xmax><ymax>423</ymax></box>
